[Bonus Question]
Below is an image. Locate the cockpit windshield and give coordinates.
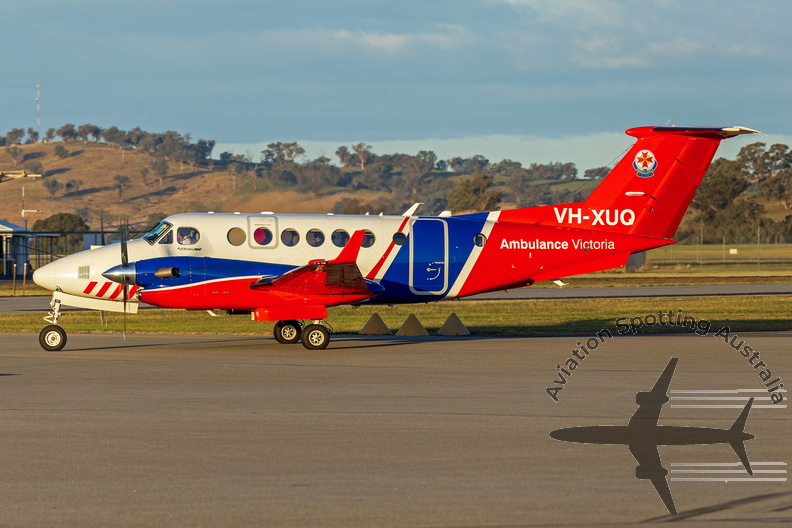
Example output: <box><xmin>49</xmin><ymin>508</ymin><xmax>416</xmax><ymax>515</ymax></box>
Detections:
<box><xmin>143</xmin><ymin>221</ymin><xmax>172</xmax><ymax>244</ymax></box>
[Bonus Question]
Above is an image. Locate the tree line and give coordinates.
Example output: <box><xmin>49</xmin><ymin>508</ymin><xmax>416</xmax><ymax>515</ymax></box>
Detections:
<box><xmin>5</xmin><ymin>125</ymin><xmax>792</xmax><ymax>244</ymax></box>
<box><xmin>1</xmin><ymin>124</ymin><xmax>215</xmax><ymax>168</ymax></box>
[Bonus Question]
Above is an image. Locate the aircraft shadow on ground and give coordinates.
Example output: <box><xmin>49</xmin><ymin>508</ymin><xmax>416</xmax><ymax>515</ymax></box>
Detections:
<box><xmin>644</xmin><ymin>491</ymin><xmax>792</xmax><ymax>522</ymax></box>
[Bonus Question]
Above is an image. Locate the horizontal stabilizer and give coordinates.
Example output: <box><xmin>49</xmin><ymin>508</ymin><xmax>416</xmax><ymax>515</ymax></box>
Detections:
<box><xmin>729</xmin><ymin>398</ymin><xmax>755</xmax><ymax>475</ymax></box>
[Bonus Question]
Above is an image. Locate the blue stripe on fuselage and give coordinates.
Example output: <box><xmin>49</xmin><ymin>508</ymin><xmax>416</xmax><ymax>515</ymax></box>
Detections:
<box><xmin>373</xmin><ymin>214</ymin><xmax>488</xmax><ymax>303</ymax></box>
<box><xmin>134</xmin><ymin>257</ymin><xmax>295</xmax><ymax>290</ymax></box>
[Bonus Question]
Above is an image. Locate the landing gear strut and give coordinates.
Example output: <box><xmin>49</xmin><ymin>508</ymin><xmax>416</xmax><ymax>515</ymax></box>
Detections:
<box><xmin>40</xmin><ymin>294</ymin><xmax>67</xmax><ymax>351</ymax></box>
<box><xmin>273</xmin><ymin>320</ymin><xmax>331</xmax><ymax>350</ymax></box>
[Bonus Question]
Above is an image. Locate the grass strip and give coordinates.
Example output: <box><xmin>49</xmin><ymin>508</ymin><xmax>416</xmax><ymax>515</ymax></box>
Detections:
<box><xmin>1</xmin><ymin>296</ymin><xmax>789</xmax><ymax>336</ymax></box>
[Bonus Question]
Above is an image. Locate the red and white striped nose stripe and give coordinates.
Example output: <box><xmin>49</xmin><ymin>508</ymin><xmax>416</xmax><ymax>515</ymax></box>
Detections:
<box><xmin>83</xmin><ymin>281</ymin><xmax>140</xmax><ymax>301</ymax></box>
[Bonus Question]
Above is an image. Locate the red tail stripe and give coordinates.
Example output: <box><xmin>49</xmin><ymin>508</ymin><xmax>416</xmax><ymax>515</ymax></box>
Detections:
<box><xmin>366</xmin><ymin>216</ymin><xmax>410</xmax><ymax>279</ymax></box>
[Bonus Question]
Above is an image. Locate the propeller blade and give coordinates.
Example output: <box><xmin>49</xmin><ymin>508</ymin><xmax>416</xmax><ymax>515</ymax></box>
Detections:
<box><xmin>121</xmin><ymin>219</ymin><xmax>129</xmax><ymax>341</ymax></box>
<box><xmin>100</xmin><ymin>210</ymin><xmax>106</xmax><ymax>246</ymax></box>
<box><xmin>122</xmin><ymin>281</ymin><xmax>128</xmax><ymax>341</ymax></box>
<box><xmin>121</xmin><ymin>220</ymin><xmax>129</xmax><ymax>269</ymax></box>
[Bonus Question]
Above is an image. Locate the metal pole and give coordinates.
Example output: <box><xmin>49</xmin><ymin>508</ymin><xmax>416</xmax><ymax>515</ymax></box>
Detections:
<box><xmin>22</xmin><ymin>262</ymin><xmax>27</xmax><ymax>296</ymax></box>
<box><xmin>12</xmin><ymin>263</ymin><xmax>16</xmax><ymax>296</ymax></box>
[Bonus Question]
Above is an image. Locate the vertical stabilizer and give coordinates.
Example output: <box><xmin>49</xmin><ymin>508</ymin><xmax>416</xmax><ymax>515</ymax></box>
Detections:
<box><xmin>532</xmin><ymin>126</ymin><xmax>759</xmax><ymax>239</ymax></box>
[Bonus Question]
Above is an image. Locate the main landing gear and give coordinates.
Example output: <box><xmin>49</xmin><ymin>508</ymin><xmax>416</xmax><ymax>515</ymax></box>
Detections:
<box><xmin>39</xmin><ymin>295</ymin><xmax>67</xmax><ymax>351</ymax></box>
<box><xmin>273</xmin><ymin>320</ymin><xmax>331</xmax><ymax>350</ymax></box>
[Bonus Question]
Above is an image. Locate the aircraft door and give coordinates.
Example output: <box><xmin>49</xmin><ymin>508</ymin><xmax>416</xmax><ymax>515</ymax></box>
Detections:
<box><xmin>409</xmin><ymin>218</ymin><xmax>448</xmax><ymax>295</ymax></box>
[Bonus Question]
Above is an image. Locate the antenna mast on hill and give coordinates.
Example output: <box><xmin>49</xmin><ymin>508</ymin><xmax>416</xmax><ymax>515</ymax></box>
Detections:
<box><xmin>36</xmin><ymin>84</ymin><xmax>41</xmax><ymax>141</ymax></box>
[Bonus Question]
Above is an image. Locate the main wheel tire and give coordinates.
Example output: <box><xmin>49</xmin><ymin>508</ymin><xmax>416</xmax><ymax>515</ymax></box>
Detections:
<box><xmin>273</xmin><ymin>320</ymin><xmax>302</xmax><ymax>344</ymax></box>
<box><xmin>39</xmin><ymin>325</ymin><xmax>67</xmax><ymax>351</ymax></box>
<box><xmin>301</xmin><ymin>324</ymin><xmax>330</xmax><ymax>350</ymax></box>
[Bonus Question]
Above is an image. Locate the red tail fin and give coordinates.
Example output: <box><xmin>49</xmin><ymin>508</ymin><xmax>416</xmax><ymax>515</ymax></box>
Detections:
<box><xmin>530</xmin><ymin>126</ymin><xmax>758</xmax><ymax>238</ymax></box>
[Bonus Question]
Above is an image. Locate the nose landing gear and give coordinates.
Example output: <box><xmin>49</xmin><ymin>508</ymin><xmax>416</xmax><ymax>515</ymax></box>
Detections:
<box><xmin>40</xmin><ymin>295</ymin><xmax>67</xmax><ymax>351</ymax></box>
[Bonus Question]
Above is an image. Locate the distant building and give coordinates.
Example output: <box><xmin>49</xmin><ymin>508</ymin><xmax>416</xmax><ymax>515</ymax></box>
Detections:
<box><xmin>0</xmin><ymin>220</ymin><xmax>31</xmax><ymax>277</ymax></box>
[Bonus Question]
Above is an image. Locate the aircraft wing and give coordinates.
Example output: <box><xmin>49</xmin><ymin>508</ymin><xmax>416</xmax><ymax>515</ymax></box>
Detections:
<box><xmin>629</xmin><ymin>443</ymin><xmax>677</xmax><ymax>515</ymax></box>
<box><xmin>249</xmin><ymin>230</ymin><xmax>378</xmax><ymax>298</ymax></box>
<box><xmin>628</xmin><ymin>358</ymin><xmax>678</xmax><ymax>427</ymax></box>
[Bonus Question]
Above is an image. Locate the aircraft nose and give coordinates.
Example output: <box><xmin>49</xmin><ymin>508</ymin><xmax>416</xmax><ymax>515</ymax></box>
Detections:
<box><xmin>549</xmin><ymin>428</ymin><xmax>577</xmax><ymax>442</ymax></box>
<box><xmin>32</xmin><ymin>260</ymin><xmax>59</xmax><ymax>291</ymax></box>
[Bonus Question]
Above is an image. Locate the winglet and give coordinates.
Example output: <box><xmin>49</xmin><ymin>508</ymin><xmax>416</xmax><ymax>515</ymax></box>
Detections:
<box><xmin>729</xmin><ymin>397</ymin><xmax>755</xmax><ymax>475</ymax></box>
<box><xmin>330</xmin><ymin>230</ymin><xmax>366</xmax><ymax>265</ymax></box>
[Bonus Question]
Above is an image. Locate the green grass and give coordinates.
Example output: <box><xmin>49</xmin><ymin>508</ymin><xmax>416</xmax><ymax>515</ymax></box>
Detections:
<box><xmin>2</xmin><ymin>296</ymin><xmax>789</xmax><ymax>336</ymax></box>
<box><xmin>648</xmin><ymin>243</ymin><xmax>792</xmax><ymax>263</ymax></box>
<box><xmin>0</xmin><ymin>283</ymin><xmax>50</xmax><ymax>297</ymax></box>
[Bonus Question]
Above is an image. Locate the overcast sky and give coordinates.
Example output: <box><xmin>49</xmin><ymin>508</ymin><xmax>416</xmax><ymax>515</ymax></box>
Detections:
<box><xmin>2</xmin><ymin>0</ymin><xmax>790</xmax><ymax>170</ymax></box>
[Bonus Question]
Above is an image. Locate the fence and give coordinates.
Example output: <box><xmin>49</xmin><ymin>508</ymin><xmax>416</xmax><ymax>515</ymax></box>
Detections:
<box><xmin>646</xmin><ymin>243</ymin><xmax>792</xmax><ymax>273</ymax></box>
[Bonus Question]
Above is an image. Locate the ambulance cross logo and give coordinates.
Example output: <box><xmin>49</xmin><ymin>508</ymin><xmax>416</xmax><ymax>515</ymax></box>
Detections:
<box><xmin>633</xmin><ymin>150</ymin><xmax>657</xmax><ymax>177</ymax></box>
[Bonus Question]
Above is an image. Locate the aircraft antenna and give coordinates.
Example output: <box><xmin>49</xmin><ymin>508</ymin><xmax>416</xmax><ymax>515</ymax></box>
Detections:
<box><xmin>561</xmin><ymin>145</ymin><xmax>631</xmax><ymax>205</ymax></box>
<box><xmin>36</xmin><ymin>84</ymin><xmax>41</xmax><ymax>141</ymax></box>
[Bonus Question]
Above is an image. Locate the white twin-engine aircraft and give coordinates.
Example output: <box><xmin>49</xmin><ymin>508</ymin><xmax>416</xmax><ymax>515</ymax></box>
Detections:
<box><xmin>33</xmin><ymin>126</ymin><xmax>757</xmax><ymax>350</ymax></box>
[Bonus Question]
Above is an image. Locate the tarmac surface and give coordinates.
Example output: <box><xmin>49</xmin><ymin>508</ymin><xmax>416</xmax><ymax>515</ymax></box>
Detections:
<box><xmin>0</xmin><ymin>330</ymin><xmax>790</xmax><ymax>527</ymax></box>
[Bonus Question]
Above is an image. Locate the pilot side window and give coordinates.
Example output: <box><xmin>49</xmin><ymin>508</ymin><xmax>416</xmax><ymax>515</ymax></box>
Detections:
<box><xmin>307</xmin><ymin>229</ymin><xmax>325</xmax><ymax>247</ymax></box>
<box><xmin>143</xmin><ymin>221</ymin><xmax>172</xmax><ymax>245</ymax></box>
<box><xmin>331</xmin><ymin>229</ymin><xmax>350</xmax><ymax>247</ymax></box>
<box><xmin>177</xmin><ymin>227</ymin><xmax>200</xmax><ymax>245</ymax></box>
<box><xmin>159</xmin><ymin>231</ymin><xmax>173</xmax><ymax>244</ymax></box>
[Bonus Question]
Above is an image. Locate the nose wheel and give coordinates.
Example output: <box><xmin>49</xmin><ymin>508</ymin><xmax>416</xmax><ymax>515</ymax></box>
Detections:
<box><xmin>39</xmin><ymin>294</ymin><xmax>67</xmax><ymax>351</ymax></box>
<box><xmin>39</xmin><ymin>324</ymin><xmax>67</xmax><ymax>351</ymax></box>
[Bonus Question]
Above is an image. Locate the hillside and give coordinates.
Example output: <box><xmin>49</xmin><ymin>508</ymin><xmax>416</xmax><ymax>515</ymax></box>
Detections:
<box><xmin>0</xmin><ymin>142</ymin><xmax>376</xmax><ymax>231</ymax></box>
<box><xmin>1</xmin><ymin>140</ymin><xmax>789</xmax><ymax>239</ymax></box>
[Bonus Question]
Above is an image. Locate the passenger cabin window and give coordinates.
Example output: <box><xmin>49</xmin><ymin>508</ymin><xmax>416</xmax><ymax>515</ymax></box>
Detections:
<box><xmin>392</xmin><ymin>232</ymin><xmax>406</xmax><ymax>245</ymax></box>
<box><xmin>177</xmin><ymin>227</ymin><xmax>200</xmax><ymax>245</ymax></box>
<box><xmin>281</xmin><ymin>228</ymin><xmax>299</xmax><ymax>247</ymax></box>
<box><xmin>307</xmin><ymin>229</ymin><xmax>325</xmax><ymax>247</ymax></box>
<box><xmin>362</xmin><ymin>230</ymin><xmax>375</xmax><ymax>248</ymax></box>
<box><xmin>474</xmin><ymin>233</ymin><xmax>487</xmax><ymax>247</ymax></box>
<box><xmin>227</xmin><ymin>227</ymin><xmax>246</xmax><ymax>246</ymax></box>
<box><xmin>253</xmin><ymin>227</ymin><xmax>274</xmax><ymax>246</ymax></box>
<box><xmin>331</xmin><ymin>229</ymin><xmax>350</xmax><ymax>247</ymax></box>
<box><xmin>143</xmin><ymin>221</ymin><xmax>172</xmax><ymax>245</ymax></box>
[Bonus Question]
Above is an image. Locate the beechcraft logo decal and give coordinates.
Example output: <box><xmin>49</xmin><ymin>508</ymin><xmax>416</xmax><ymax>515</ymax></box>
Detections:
<box><xmin>633</xmin><ymin>149</ymin><xmax>657</xmax><ymax>177</ymax></box>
